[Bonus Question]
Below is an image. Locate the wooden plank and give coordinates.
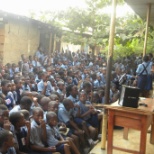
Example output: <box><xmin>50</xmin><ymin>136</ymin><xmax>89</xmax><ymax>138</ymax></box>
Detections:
<box><xmin>114</xmin><ymin>115</ymin><xmax>142</xmax><ymax>130</ymax></box>
<box><xmin>113</xmin><ymin>146</ymin><xmax>139</xmax><ymax>153</ymax></box>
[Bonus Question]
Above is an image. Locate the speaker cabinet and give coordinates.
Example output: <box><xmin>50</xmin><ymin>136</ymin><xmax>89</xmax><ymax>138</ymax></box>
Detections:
<box><xmin>119</xmin><ymin>85</ymin><xmax>140</xmax><ymax>108</ymax></box>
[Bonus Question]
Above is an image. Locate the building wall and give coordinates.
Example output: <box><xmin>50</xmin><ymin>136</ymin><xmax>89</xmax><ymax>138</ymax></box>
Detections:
<box><xmin>3</xmin><ymin>18</ymin><xmax>40</xmax><ymax>64</ymax></box>
<box><xmin>0</xmin><ymin>25</ymin><xmax>5</xmax><ymax>62</ymax></box>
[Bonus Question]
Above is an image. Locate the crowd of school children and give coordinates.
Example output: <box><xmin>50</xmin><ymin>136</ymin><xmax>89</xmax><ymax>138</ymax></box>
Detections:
<box><xmin>0</xmin><ymin>46</ymin><xmax>154</xmax><ymax>154</ymax></box>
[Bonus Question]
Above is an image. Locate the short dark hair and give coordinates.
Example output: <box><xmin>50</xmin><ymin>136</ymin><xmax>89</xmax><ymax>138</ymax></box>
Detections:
<box><xmin>83</xmin><ymin>81</ymin><xmax>92</xmax><ymax>89</ymax></box>
<box><xmin>9</xmin><ymin>111</ymin><xmax>23</xmax><ymax>126</ymax></box>
<box><xmin>32</xmin><ymin>107</ymin><xmax>43</xmax><ymax>115</ymax></box>
<box><xmin>0</xmin><ymin>130</ymin><xmax>12</xmax><ymax>147</ymax></box>
<box><xmin>46</xmin><ymin>111</ymin><xmax>56</xmax><ymax>123</ymax></box>
<box><xmin>20</xmin><ymin>96</ymin><xmax>32</xmax><ymax>106</ymax></box>
<box><xmin>63</xmin><ymin>98</ymin><xmax>71</xmax><ymax>107</ymax></box>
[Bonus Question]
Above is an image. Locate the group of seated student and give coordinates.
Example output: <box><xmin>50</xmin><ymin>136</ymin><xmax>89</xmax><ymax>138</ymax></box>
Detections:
<box><xmin>0</xmin><ymin>48</ymin><xmax>153</xmax><ymax>154</ymax></box>
<box><xmin>0</xmin><ymin>80</ymin><xmax>102</xmax><ymax>154</ymax></box>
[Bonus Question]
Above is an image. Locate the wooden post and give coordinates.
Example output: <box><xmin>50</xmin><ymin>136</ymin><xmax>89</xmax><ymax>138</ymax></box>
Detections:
<box><xmin>101</xmin><ymin>112</ymin><xmax>108</xmax><ymax>149</ymax></box>
<box><xmin>104</xmin><ymin>0</ymin><xmax>117</xmax><ymax>105</ymax></box>
<box><xmin>143</xmin><ymin>3</ymin><xmax>151</xmax><ymax>57</ymax></box>
<box><xmin>101</xmin><ymin>0</ymin><xmax>117</xmax><ymax>150</ymax></box>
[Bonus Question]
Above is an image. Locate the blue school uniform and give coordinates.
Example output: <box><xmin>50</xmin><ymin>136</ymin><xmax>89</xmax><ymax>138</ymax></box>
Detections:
<box><xmin>37</xmin><ymin>80</ymin><xmax>53</xmax><ymax>96</ymax></box>
<box><xmin>0</xmin><ymin>127</ymin><xmax>17</xmax><ymax>154</ymax></box>
<box><xmin>67</xmin><ymin>95</ymin><xmax>78</xmax><ymax>104</ymax></box>
<box><xmin>76</xmin><ymin>101</ymin><xmax>99</xmax><ymax>128</ymax></box>
<box><xmin>46</xmin><ymin>125</ymin><xmax>64</xmax><ymax>154</ymax></box>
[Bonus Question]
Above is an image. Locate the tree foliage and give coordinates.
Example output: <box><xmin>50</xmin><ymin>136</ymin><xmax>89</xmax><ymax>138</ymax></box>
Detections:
<box><xmin>29</xmin><ymin>0</ymin><xmax>154</xmax><ymax>59</ymax></box>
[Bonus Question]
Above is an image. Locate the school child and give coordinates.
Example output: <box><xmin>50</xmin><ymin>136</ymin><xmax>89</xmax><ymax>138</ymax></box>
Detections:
<box><xmin>30</xmin><ymin>107</ymin><xmax>56</xmax><ymax>154</ymax></box>
<box><xmin>75</xmin><ymin>91</ymin><xmax>101</xmax><ymax>139</ymax></box>
<box><xmin>0</xmin><ymin>105</ymin><xmax>17</xmax><ymax>154</ymax></box>
<box><xmin>20</xmin><ymin>109</ymin><xmax>30</xmax><ymax>121</ymax></box>
<box><xmin>48</xmin><ymin>78</ymin><xmax>58</xmax><ymax>91</ymax></box>
<box><xmin>11</xmin><ymin>83</ymin><xmax>17</xmax><ymax>105</ymax></box>
<box><xmin>46</xmin><ymin>111</ymin><xmax>80</xmax><ymax>154</ymax></box>
<box><xmin>82</xmin><ymin>81</ymin><xmax>92</xmax><ymax>101</ymax></box>
<box><xmin>1</xmin><ymin>80</ymin><xmax>14</xmax><ymax>110</ymax></box>
<box><xmin>0</xmin><ymin>104</ymin><xmax>10</xmax><ymax>130</ymax></box>
<box><xmin>37</xmin><ymin>72</ymin><xmax>53</xmax><ymax>96</ymax></box>
<box><xmin>29</xmin><ymin>73</ymin><xmax>37</xmax><ymax>91</ymax></box>
<box><xmin>98</xmin><ymin>89</ymin><xmax>105</xmax><ymax>104</ymax></box>
<box><xmin>58</xmin><ymin>98</ymin><xmax>88</xmax><ymax>149</ymax></box>
<box><xmin>14</xmin><ymin>79</ymin><xmax>23</xmax><ymax>105</ymax></box>
<box><xmin>48</xmin><ymin>101</ymin><xmax>80</xmax><ymax>149</ymax></box>
<box><xmin>66</xmin><ymin>85</ymin><xmax>79</xmax><ymax>104</ymax></box>
<box><xmin>9</xmin><ymin>111</ymin><xmax>31</xmax><ymax>153</ymax></box>
<box><xmin>22</xmin><ymin>76</ymin><xmax>31</xmax><ymax>91</ymax></box>
<box><xmin>110</xmin><ymin>83</ymin><xmax>119</xmax><ymax>103</ymax></box>
<box><xmin>56</xmin><ymin>81</ymin><xmax>65</xmax><ymax>95</ymax></box>
<box><xmin>10</xmin><ymin>96</ymin><xmax>33</xmax><ymax>115</ymax></box>
<box><xmin>49</xmin><ymin>94</ymin><xmax>59</xmax><ymax>102</ymax></box>
<box><xmin>39</xmin><ymin>96</ymin><xmax>51</xmax><ymax>120</ymax></box>
<box><xmin>0</xmin><ymin>129</ymin><xmax>16</xmax><ymax>154</ymax></box>
<box><xmin>91</xmin><ymin>73</ymin><xmax>99</xmax><ymax>90</ymax></box>
<box><xmin>91</xmin><ymin>91</ymin><xmax>101</xmax><ymax>104</ymax></box>
<box><xmin>65</xmin><ymin>76</ymin><xmax>73</xmax><ymax>87</ymax></box>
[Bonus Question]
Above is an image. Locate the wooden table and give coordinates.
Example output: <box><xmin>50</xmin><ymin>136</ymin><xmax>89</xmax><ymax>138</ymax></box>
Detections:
<box><xmin>100</xmin><ymin>98</ymin><xmax>154</xmax><ymax>150</ymax></box>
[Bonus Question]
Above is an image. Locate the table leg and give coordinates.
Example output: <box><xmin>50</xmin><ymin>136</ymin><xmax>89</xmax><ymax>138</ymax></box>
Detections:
<box><xmin>140</xmin><ymin>117</ymin><xmax>147</xmax><ymax>154</ymax></box>
<box><xmin>150</xmin><ymin>115</ymin><xmax>154</xmax><ymax>144</ymax></box>
<box><xmin>123</xmin><ymin>127</ymin><xmax>129</xmax><ymax>140</ymax></box>
<box><xmin>101</xmin><ymin>111</ymin><xmax>108</xmax><ymax>149</ymax></box>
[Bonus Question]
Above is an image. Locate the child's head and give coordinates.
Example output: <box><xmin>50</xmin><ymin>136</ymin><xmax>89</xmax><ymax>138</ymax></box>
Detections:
<box><xmin>66</xmin><ymin>76</ymin><xmax>73</xmax><ymax>84</ymax></box>
<box><xmin>79</xmin><ymin>91</ymin><xmax>87</xmax><ymax>103</ymax></box>
<box><xmin>20</xmin><ymin>109</ymin><xmax>30</xmax><ymax>121</ymax></box>
<box><xmin>1</xmin><ymin>80</ymin><xmax>11</xmax><ymax>93</ymax></box>
<box><xmin>0</xmin><ymin>130</ymin><xmax>14</xmax><ymax>151</ymax></box>
<box><xmin>82</xmin><ymin>81</ymin><xmax>92</xmax><ymax>94</ymax></box>
<box><xmin>14</xmin><ymin>79</ymin><xmax>22</xmax><ymax>89</ymax></box>
<box><xmin>57</xmin><ymin>81</ymin><xmax>65</xmax><ymax>91</ymax></box>
<box><xmin>11</xmin><ymin>83</ymin><xmax>16</xmax><ymax>91</ymax></box>
<box><xmin>66</xmin><ymin>84</ymin><xmax>78</xmax><ymax>97</ymax></box>
<box><xmin>0</xmin><ymin>104</ymin><xmax>9</xmax><ymax>128</ymax></box>
<box><xmin>32</xmin><ymin>107</ymin><xmax>44</xmax><ymax>125</ymax></box>
<box><xmin>20</xmin><ymin>96</ymin><xmax>32</xmax><ymax>112</ymax></box>
<box><xmin>41</xmin><ymin>72</ymin><xmax>48</xmax><ymax>82</ymax></box>
<box><xmin>48</xmin><ymin>101</ymin><xmax>58</xmax><ymax>113</ymax></box>
<box><xmin>39</xmin><ymin>96</ymin><xmax>50</xmax><ymax>111</ymax></box>
<box><xmin>9</xmin><ymin>111</ymin><xmax>25</xmax><ymax>128</ymax></box>
<box><xmin>63</xmin><ymin>98</ymin><xmax>74</xmax><ymax>111</ymax></box>
<box><xmin>54</xmin><ymin>74</ymin><xmax>61</xmax><ymax>82</ymax></box>
<box><xmin>46</xmin><ymin>111</ymin><xmax>57</xmax><ymax>127</ymax></box>
<box><xmin>92</xmin><ymin>91</ymin><xmax>100</xmax><ymax>103</ymax></box>
<box><xmin>49</xmin><ymin>94</ymin><xmax>59</xmax><ymax>103</ymax></box>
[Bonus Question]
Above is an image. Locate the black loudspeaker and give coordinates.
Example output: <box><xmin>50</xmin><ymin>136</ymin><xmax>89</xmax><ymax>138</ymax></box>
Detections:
<box><xmin>118</xmin><ymin>85</ymin><xmax>140</xmax><ymax>108</ymax></box>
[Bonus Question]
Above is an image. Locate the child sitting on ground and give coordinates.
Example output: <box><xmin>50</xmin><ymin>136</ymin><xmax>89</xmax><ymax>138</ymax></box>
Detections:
<box><xmin>0</xmin><ymin>129</ymin><xmax>16</xmax><ymax>154</ymax></box>
<box><xmin>46</xmin><ymin>111</ymin><xmax>80</xmax><ymax>154</ymax></box>
<box><xmin>48</xmin><ymin>101</ymin><xmax>80</xmax><ymax>149</ymax></box>
<box><xmin>30</xmin><ymin>107</ymin><xmax>58</xmax><ymax>154</ymax></box>
<box><xmin>75</xmin><ymin>91</ymin><xmax>102</xmax><ymax>138</ymax></box>
<box><xmin>9</xmin><ymin>111</ymin><xmax>31</xmax><ymax>153</ymax></box>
